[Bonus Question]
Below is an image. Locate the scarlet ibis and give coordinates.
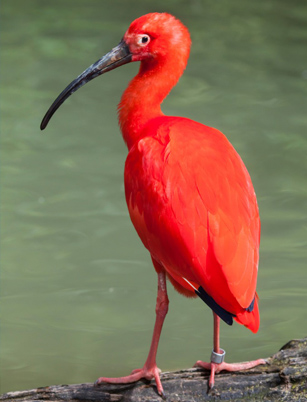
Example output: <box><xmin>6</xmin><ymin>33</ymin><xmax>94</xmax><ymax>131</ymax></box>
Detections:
<box><xmin>41</xmin><ymin>12</ymin><xmax>266</xmax><ymax>396</ymax></box>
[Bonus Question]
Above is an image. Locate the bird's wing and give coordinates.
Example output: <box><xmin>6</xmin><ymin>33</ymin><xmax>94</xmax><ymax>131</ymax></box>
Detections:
<box><xmin>166</xmin><ymin>118</ymin><xmax>260</xmax><ymax>311</ymax></box>
<box><xmin>125</xmin><ymin>116</ymin><xmax>260</xmax><ymax>314</ymax></box>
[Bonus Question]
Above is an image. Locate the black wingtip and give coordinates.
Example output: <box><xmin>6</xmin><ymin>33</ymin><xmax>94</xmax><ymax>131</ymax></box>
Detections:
<box><xmin>195</xmin><ymin>286</ymin><xmax>235</xmax><ymax>325</ymax></box>
<box><xmin>246</xmin><ymin>296</ymin><xmax>255</xmax><ymax>312</ymax></box>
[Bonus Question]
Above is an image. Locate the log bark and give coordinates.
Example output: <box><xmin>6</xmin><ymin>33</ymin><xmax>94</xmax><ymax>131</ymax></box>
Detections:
<box><xmin>1</xmin><ymin>338</ymin><xmax>307</xmax><ymax>401</ymax></box>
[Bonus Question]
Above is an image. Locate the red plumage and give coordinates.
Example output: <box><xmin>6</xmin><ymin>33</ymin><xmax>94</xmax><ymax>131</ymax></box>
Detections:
<box><xmin>124</xmin><ymin>116</ymin><xmax>260</xmax><ymax>332</ymax></box>
<box><xmin>41</xmin><ymin>11</ymin><xmax>265</xmax><ymax>395</ymax></box>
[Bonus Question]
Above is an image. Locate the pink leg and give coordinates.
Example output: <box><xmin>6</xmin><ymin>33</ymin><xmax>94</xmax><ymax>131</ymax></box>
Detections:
<box><xmin>95</xmin><ymin>267</ymin><xmax>169</xmax><ymax>396</ymax></box>
<box><xmin>194</xmin><ymin>313</ymin><xmax>266</xmax><ymax>388</ymax></box>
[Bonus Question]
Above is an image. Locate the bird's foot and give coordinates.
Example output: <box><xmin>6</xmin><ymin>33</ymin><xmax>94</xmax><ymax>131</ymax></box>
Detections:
<box><xmin>194</xmin><ymin>357</ymin><xmax>266</xmax><ymax>389</ymax></box>
<box><xmin>95</xmin><ymin>364</ymin><xmax>165</xmax><ymax>397</ymax></box>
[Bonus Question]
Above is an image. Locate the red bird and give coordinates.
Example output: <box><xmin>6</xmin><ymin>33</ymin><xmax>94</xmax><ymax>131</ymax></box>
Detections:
<box><xmin>41</xmin><ymin>13</ymin><xmax>265</xmax><ymax>396</ymax></box>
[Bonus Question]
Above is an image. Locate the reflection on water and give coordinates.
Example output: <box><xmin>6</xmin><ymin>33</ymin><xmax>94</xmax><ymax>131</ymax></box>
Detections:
<box><xmin>1</xmin><ymin>0</ymin><xmax>307</xmax><ymax>394</ymax></box>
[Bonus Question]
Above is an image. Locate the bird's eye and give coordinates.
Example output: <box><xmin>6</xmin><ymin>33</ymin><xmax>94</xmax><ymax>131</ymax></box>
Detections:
<box><xmin>137</xmin><ymin>34</ymin><xmax>150</xmax><ymax>46</ymax></box>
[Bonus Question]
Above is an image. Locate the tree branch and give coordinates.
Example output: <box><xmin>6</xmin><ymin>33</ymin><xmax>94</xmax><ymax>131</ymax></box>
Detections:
<box><xmin>1</xmin><ymin>338</ymin><xmax>307</xmax><ymax>401</ymax></box>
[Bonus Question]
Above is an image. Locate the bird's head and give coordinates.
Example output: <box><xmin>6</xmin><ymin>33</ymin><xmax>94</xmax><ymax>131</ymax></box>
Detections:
<box><xmin>123</xmin><ymin>13</ymin><xmax>191</xmax><ymax>66</ymax></box>
<box><xmin>40</xmin><ymin>13</ymin><xmax>191</xmax><ymax>130</ymax></box>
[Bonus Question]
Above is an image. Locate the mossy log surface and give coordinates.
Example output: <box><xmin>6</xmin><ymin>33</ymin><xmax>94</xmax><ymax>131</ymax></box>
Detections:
<box><xmin>1</xmin><ymin>338</ymin><xmax>307</xmax><ymax>402</ymax></box>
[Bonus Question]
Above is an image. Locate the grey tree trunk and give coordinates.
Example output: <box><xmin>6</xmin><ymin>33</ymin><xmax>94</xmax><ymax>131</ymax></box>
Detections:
<box><xmin>1</xmin><ymin>338</ymin><xmax>307</xmax><ymax>401</ymax></box>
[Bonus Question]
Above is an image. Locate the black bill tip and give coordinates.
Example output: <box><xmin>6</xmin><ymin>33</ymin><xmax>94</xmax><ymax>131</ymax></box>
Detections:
<box><xmin>40</xmin><ymin>40</ymin><xmax>131</xmax><ymax>130</ymax></box>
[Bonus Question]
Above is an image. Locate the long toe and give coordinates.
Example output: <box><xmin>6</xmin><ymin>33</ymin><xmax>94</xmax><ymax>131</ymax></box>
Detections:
<box><xmin>216</xmin><ymin>358</ymin><xmax>267</xmax><ymax>373</ymax></box>
<box><xmin>194</xmin><ymin>360</ymin><xmax>212</xmax><ymax>370</ymax></box>
<box><xmin>95</xmin><ymin>365</ymin><xmax>164</xmax><ymax>395</ymax></box>
<box><xmin>151</xmin><ymin>366</ymin><xmax>164</xmax><ymax>396</ymax></box>
<box><xmin>195</xmin><ymin>357</ymin><xmax>266</xmax><ymax>375</ymax></box>
<box><xmin>95</xmin><ymin>369</ymin><xmax>145</xmax><ymax>386</ymax></box>
<box><xmin>194</xmin><ymin>358</ymin><xmax>266</xmax><ymax>389</ymax></box>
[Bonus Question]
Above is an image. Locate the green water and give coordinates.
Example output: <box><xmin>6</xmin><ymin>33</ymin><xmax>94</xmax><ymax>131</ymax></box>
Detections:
<box><xmin>1</xmin><ymin>0</ymin><xmax>307</xmax><ymax>394</ymax></box>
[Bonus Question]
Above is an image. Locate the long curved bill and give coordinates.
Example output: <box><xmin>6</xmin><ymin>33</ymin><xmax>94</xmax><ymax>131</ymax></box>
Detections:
<box><xmin>40</xmin><ymin>40</ymin><xmax>131</xmax><ymax>130</ymax></box>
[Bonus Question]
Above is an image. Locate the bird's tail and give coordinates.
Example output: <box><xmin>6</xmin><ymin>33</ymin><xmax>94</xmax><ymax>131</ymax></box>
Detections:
<box><xmin>234</xmin><ymin>294</ymin><xmax>260</xmax><ymax>333</ymax></box>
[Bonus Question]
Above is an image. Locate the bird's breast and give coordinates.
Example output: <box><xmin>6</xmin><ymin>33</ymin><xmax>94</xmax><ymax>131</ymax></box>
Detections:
<box><xmin>123</xmin><ymin>132</ymin><xmax>205</xmax><ymax>285</ymax></box>
<box><xmin>124</xmin><ymin>135</ymin><xmax>171</xmax><ymax>256</ymax></box>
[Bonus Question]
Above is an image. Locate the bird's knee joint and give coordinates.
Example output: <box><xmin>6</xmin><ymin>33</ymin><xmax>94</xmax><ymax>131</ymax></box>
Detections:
<box><xmin>156</xmin><ymin>298</ymin><xmax>169</xmax><ymax>317</ymax></box>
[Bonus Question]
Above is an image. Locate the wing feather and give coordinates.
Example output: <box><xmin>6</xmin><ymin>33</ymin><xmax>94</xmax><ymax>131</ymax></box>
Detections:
<box><xmin>125</xmin><ymin>116</ymin><xmax>260</xmax><ymax>318</ymax></box>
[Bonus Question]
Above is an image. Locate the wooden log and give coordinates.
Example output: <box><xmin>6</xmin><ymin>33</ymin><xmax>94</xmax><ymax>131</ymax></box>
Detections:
<box><xmin>1</xmin><ymin>338</ymin><xmax>307</xmax><ymax>401</ymax></box>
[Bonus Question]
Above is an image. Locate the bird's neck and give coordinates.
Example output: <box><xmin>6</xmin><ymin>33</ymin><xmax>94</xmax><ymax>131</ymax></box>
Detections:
<box><xmin>118</xmin><ymin>60</ymin><xmax>182</xmax><ymax>149</ymax></box>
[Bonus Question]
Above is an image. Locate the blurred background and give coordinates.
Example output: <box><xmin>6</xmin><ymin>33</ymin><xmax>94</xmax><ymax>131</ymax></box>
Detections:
<box><xmin>1</xmin><ymin>0</ymin><xmax>306</xmax><ymax>394</ymax></box>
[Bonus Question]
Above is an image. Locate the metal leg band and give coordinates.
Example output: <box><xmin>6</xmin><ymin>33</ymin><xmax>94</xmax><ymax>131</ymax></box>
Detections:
<box><xmin>211</xmin><ymin>348</ymin><xmax>226</xmax><ymax>364</ymax></box>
